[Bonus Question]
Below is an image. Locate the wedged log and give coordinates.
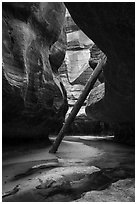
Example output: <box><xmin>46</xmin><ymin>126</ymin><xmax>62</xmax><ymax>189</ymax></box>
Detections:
<box><xmin>89</xmin><ymin>44</ymin><xmax>105</xmax><ymax>83</ymax></box>
<box><xmin>65</xmin><ymin>3</ymin><xmax>135</xmax><ymax>142</ymax></box>
<box><xmin>2</xmin><ymin>2</ymin><xmax>68</xmax><ymax>141</ymax></box>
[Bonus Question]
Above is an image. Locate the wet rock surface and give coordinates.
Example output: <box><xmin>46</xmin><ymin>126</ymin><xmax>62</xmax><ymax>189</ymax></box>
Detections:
<box><xmin>2</xmin><ymin>136</ymin><xmax>135</xmax><ymax>202</ymax></box>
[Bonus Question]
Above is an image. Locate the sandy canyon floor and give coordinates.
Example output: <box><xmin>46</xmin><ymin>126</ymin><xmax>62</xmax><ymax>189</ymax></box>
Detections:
<box><xmin>2</xmin><ymin>135</ymin><xmax>135</xmax><ymax>202</ymax></box>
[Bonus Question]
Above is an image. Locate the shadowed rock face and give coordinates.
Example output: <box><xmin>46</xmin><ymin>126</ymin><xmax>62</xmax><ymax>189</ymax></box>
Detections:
<box><xmin>2</xmin><ymin>2</ymin><xmax>68</xmax><ymax>141</ymax></box>
<box><xmin>65</xmin><ymin>3</ymin><xmax>135</xmax><ymax>143</ymax></box>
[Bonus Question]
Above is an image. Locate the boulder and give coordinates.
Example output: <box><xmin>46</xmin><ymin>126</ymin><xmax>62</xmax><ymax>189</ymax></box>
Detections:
<box><xmin>76</xmin><ymin>178</ymin><xmax>135</xmax><ymax>202</ymax></box>
<box><xmin>2</xmin><ymin>2</ymin><xmax>68</xmax><ymax>142</ymax></box>
<box><xmin>86</xmin><ymin>83</ymin><xmax>105</xmax><ymax>122</ymax></box>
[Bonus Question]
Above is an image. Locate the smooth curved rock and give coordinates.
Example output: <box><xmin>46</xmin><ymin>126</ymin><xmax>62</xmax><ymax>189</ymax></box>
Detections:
<box><xmin>2</xmin><ymin>2</ymin><xmax>68</xmax><ymax>141</ymax></box>
<box><xmin>2</xmin><ymin>166</ymin><xmax>100</xmax><ymax>202</ymax></box>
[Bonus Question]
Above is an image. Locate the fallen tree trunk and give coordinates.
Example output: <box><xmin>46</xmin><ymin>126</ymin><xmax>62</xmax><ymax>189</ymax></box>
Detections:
<box><xmin>49</xmin><ymin>56</ymin><xmax>106</xmax><ymax>153</ymax></box>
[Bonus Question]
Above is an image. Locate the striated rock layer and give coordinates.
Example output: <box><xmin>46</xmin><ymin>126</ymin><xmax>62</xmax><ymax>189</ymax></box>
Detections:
<box><xmin>65</xmin><ymin>3</ymin><xmax>135</xmax><ymax>144</ymax></box>
<box><xmin>2</xmin><ymin>3</ymin><xmax>68</xmax><ymax>141</ymax></box>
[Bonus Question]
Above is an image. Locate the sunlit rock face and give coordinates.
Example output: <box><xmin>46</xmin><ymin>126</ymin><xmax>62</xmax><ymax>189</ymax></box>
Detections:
<box><xmin>2</xmin><ymin>2</ymin><xmax>68</xmax><ymax>140</ymax></box>
<box><xmin>64</xmin><ymin>10</ymin><xmax>94</xmax><ymax>86</ymax></box>
<box><xmin>65</xmin><ymin>3</ymin><xmax>135</xmax><ymax>143</ymax></box>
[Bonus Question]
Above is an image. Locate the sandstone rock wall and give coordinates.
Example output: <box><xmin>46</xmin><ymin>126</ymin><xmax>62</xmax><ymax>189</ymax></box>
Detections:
<box><xmin>2</xmin><ymin>3</ymin><xmax>68</xmax><ymax>141</ymax></box>
<box><xmin>65</xmin><ymin>3</ymin><xmax>135</xmax><ymax>143</ymax></box>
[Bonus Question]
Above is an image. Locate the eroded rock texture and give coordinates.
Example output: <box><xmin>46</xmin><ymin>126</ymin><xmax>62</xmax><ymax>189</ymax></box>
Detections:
<box><xmin>65</xmin><ymin>3</ymin><xmax>135</xmax><ymax>144</ymax></box>
<box><xmin>2</xmin><ymin>3</ymin><xmax>68</xmax><ymax>141</ymax></box>
<box><xmin>76</xmin><ymin>178</ymin><xmax>135</xmax><ymax>202</ymax></box>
